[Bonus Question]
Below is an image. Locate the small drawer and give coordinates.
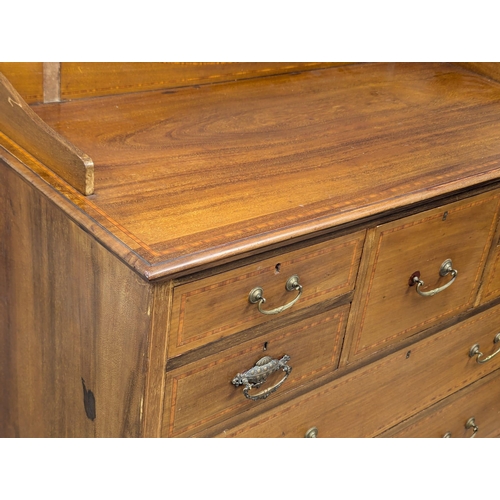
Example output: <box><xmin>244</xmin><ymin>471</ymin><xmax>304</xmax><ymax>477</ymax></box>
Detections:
<box><xmin>213</xmin><ymin>303</ymin><xmax>500</xmax><ymax>438</ymax></box>
<box><xmin>168</xmin><ymin>231</ymin><xmax>365</xmax><ymax>357</ymax></box>
<box><xmin>380</xmin><ymin>369</ymin><xmax>500</xmax><ymax>438</ymax></box>
<box><xmin>161</xmin><ymin>306</ymin><xmax>349</xmax><ymax>437</ymax></box>
<box><xmin>345</xmin><ymin>190</ymin><xmax>500</xmax><ymax>362</ymax></box>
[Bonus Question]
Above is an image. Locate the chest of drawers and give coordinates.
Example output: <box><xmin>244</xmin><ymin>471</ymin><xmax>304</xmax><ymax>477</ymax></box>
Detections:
<box><xmin>2</xmin><ymin>62</ymin><xmax>500</xmax><ymax>438</ymax></box>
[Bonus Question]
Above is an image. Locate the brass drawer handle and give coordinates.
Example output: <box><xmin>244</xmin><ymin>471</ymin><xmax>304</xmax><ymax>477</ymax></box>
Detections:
<box><xmin>469</xmin><ymin>333</ymin><xmax>500</xmax><ymax>364</ymax></box>
<box><xmin>249</xmin><ymin>275</ymin><xmax>302</xmax><ymax>315</ymax></box>
<box><xmin>305</xmin><ymin>427</ymin><xmax>318</xmax><ymax>438</ymax></box>
<box><xmin>465</xmin><ymin>417</ymin><xmax>479</xmax><ymax>438</ymax></box>
<box><xmin>443</xmin><ymin>417</ymin><xmax>479</xmax><ymax>438</ymax></box>
<box><xmin>231</xmin><ymin>355</ymin><xmax>292</xmax><ymax>401</ymax></box>
<box><xmin>411</xmin><ymin>259</ymin><xmax>458</xmax><ymax>297</ymax></box>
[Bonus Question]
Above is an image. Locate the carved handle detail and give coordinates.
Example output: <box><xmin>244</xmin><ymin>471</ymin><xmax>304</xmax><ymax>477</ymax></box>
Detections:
<box><xmin>231</xmin><ymin>355</ymin><xmax>292</xmax><ymax>401</ymax></box>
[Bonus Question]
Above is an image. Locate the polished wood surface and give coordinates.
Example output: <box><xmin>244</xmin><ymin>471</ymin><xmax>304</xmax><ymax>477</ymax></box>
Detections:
<box><xmin>3</xmin><ymin>63</ymin><xmax>500</xmax><ymax>438</ymax></box>
<box><xmin>0</xmin><ymin>159</ymin><xmax>152</xmax><ymax>437</ymax></box>
<box><xmin>455</xmin><ymin>63</ymin><xmax>500</xmax><ymax>84</ymax></box>
<box><xmin>0</xmin><ymin>72</ymin><xmax>94</xmax><ymax>195</ymax></box>
<box><xmin>168</xmin><ymin>231</ymin><xmax>364</xmax><ymax>357</ymax></box>
<box><xmin>30</xmin><ymin>62</ymin><xmax>500</xmax><ymax>280</ymax></box>
<box><xmin>163</xmin><ymin>307</ymin><xmax>349</xmax><ymax>437</ymax></box>
<box><xmin>0</xmin><ymin>63</ymin><xmax>43</xmax><ymax>103</ymax></box>
<box><xmin>380</xmin><ymin>369</ymin><xmax>500</xmax><ymax>438</ymax></box>
<box><xmin>343</xmin><ymin>191</ymin><xmax>500</xmax><ymax>363</ymax></box>
<box><xmin>60</xmin><ymin>63</ymin><xmax>352</xmax><ymax>99</ymax></box>
<box><xmin>213</xmin><ymin>304</ymin><xmax>500</xmax><ymax>437</ymax></box>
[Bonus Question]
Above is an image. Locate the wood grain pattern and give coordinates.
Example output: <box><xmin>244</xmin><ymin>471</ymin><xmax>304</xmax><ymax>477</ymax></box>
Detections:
<box><xmin>380</xmin><ymin>368</ymin><xmax>500</xmax><ymax>438</ymax></box>
<box><xmin>0</xmin><ymin>63</ymin><xmax>43</xmax><ymax>103</ymax></box>
<box><xmin>0</xmin><ymin>140</ymin><xmax>148</xmax><ymax>281</ymax></box>
<box><xmin>162</xmin><ymin>307</ymin><xmax>349</xmax><ymax>437</ymax></box>
<box><xmin>141</xmin><ymin>281</ymin><xmax>173</xmax><ymax>437</ymax></box>
<box><xmin>29</xmin><ymin>62</ymin><xmax>500</xmax><ymax>280</ymax></box>
<box><xmin>212</xmin><ymin>304</ymin><xmax>500</xmax><ymax>437</ymax></box>
<box><xmin>60</xmin><ymin>63</ymin><xmax>353</xmax><ymax>99</ymax></box>
<box><xmin>3</xmin><ymin>62</ymin><xmax>500</xmax><ymax>439</ymax></box>
<box><xmin>168</xmin><ymin>231</ymin><xmax>364</xmax><ymax>357</ymax></box>
<box><xmin>343</xmin><ymin>191</ymin><xmax>500</xmax><ymax>363</ymax></box>
<box><xmin>0</xmin><ymin>72</ymin><xmax>94</xmax><ymax>195</ymax></box>
<box><xmin>454</xmin><ymin>63</ymin><xmax>500</xmax><ymax>84</ymax></box>
<box><xmin>0</xmin><ymin>158</ymin><xmax>152</xmax><ymax>437</ymax></box>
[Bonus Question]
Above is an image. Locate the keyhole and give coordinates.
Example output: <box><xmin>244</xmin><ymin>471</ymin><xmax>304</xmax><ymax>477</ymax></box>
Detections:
<box><xmin>275</xmin><ymin>263</ymin><xmax>281</xmax><ymax>274</ymax></box>
<box><xmin>263</xmin><ymin>342</ymin><xmax>268</xmax><ymax>351</ymax></box>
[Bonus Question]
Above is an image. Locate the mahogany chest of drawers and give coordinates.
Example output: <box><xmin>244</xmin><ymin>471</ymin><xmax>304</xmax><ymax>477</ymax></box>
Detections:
<box><xmin>2</xmin><ymin>62</ymin><xmax>500</xmax><ymax>438</ymax></box>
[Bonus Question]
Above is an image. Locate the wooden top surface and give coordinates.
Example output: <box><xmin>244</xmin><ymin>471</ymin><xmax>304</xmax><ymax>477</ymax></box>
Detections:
<box><xmin>24</xmin><ymin>62</ymin><xmax>500</xmax><ymax>279</ymax></box>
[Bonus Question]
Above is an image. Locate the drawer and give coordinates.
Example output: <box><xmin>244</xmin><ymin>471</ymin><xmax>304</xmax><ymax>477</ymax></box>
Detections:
<box><xmin>345</xmin><ymin>191</ymin><xmax>500</xmax><ymax>362</ymax></box>
<box><xmin>380</xmin><ymin>369</ymin><xmax>500</xmax><ymax>438</ymax></box>
<box><xmin>168</xmin><ymin>231</ymin><xmax>365</xmax><ymax>357</ymax></box>
<box><xmin>212</xmin><ymin>303</ymin><xmax>500</xmax><ymax>437</ymax></box>
<box><xmin>161</xmin><ymin>306</ymin><xmax>349</xmax><ymax>437</ymax></box>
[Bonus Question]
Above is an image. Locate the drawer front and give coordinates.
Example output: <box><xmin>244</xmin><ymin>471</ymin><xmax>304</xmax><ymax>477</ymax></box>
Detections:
<box><xmin>213</xmin><ymin>304</ymin><xmax>500</xmax><ymax>438</ymax></box>
<box><xmin>345</xmin><ymin>191</ymin><xmax>500</xmax><ymax>362</ymax></box>
<box><xmin>380</xmin><ymin>369</ymin><xmax>500</xmax><ymax>438</ymax></box>
<box><xmin>168</xmin><ymin>231</ymin><xmax>365</xmax><ymax>357</ymax></box>
<box><xmin>162</xmin><ymin>307</ymin><xmax>349</xmax><ymax>437</ymax></box>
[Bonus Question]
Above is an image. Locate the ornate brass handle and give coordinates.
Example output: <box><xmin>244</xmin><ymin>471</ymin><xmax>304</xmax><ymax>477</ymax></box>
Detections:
<box><xmin>231</xmin><ymin>355</ymin><xmax>292</xmax><ymax>401</ymax></box>
<box><xmin>469</xmin><ymin>333</ymin><xmax>500</xmax><ymax>364</ymax></box>
<box><xmin>249</xmin><ymin>275</ymin><xmax>303</xmax><ymax>315</ymax></box>
<box><xmin>443</xmin><ymin>417</ymin><xmax>479</xmax><ymax>438</ymax></box>
<box><xmin>411</xmin><ymin>259</ymin><xmax>458</xmax><ymax>297</ymax></box>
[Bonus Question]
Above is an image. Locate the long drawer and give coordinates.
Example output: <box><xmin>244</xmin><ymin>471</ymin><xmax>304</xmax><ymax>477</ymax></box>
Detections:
<box><xmin>211</xmin><ymin>303</ymin><xmax>500</xmax><ymax>437</ymax></box>
<box><xmin>380</xmin><ymin>369</ymin><xmax>500</xmax><ymax>438</ymax></box>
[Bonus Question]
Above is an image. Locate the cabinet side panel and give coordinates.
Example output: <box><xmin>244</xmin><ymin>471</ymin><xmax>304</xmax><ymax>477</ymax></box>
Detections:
<box><xmin>0</xmin><ymin>160</ymin><xmax>153</xmax><ymax>437</ymax></box>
